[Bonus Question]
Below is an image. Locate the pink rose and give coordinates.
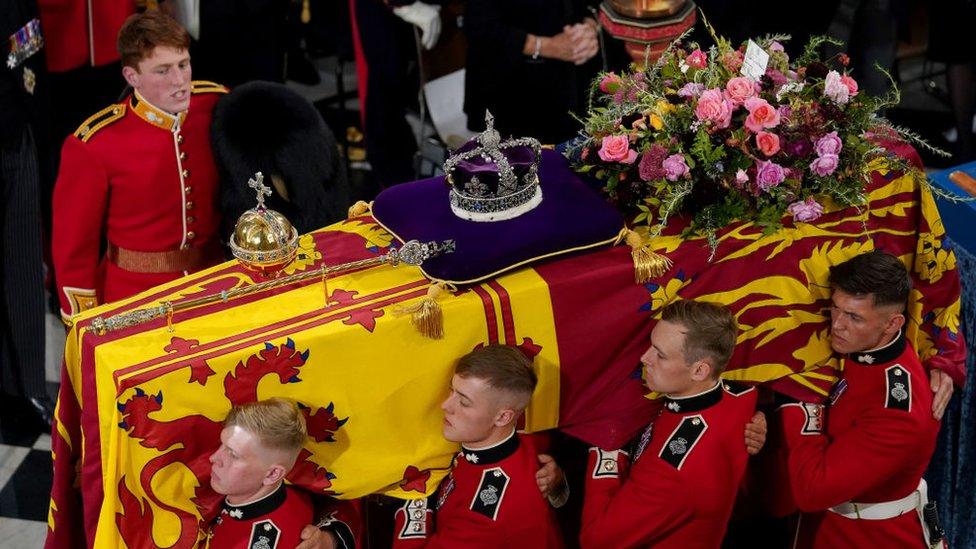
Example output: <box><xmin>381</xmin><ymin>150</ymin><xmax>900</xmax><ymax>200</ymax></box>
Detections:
<box><xmin>686</xmin><ymin>49</ymin><xmax>707</xmax><ymax>69</ymax></box>
<box><xmin>735</xmin><ymin>169</ymin><xmax>749</xmax><ymax>187</ymax></box>
<box><xmin>788</xmin><ymin>197</ymin><xmax>825</xmax><ymax>222</ymax></box>
<box><xmin>599</xmin><ymin>73</ymin><xmax>623</xmax><ymax>94</ymax></box>
<box><xmin>721</xmin><ymin>50</ymin><xmax>744</xmax><ymax>72</ymax></box>
<box><xmin>840</xmin><ymin>74</ymin><xmax>858</xmax><ymax>97</ymax></box>
<box><xmin>662</xmin><ymin>154</ymin><xmax>690</xmax><ymax>181</ymax></box>
<box><xmin>744</xmin><ymin>97</ymin><xmax>781</xmax><ymax>133</ymax></box>
<box><xmin>823</xmin><ymin>70</ymin><xmax>850</xmax><ymax>105</ymax></box>
<box><xmin>724</xmin><ymin>76</ymin><xmax>758</xmax><ymax>105</ymax></box>
<box><xmin>769</xmin><ymin>41</ymin><xmax>785</xmax><ymax>53</ymax></box>
<box><xmin>814</xmin><ymin>131</ymin><xmax>843</xmax><ymax>157</ymax></box>
<box><xmin>695</xmin><ymin>89</ymin><xmax>734</xmax><ymax>129</ymax></box>
<box><xmin>598</xmin><ymin>134</ymin><xmax>638</xmax><ymax>164</ymax></box>
<box><xmin>755</xmin><ymin>131</ymin><xmax>781</xmax><ymax>156</ymax></box>
<box><xmin>809</xmin><ymin>154</ymin><xmax>839</xmax><ymax>176</ymax></box>
<box><xmin>755</xmin><ymin>160</ymin><xmax>785</xmax><ymax>191</ymax></box>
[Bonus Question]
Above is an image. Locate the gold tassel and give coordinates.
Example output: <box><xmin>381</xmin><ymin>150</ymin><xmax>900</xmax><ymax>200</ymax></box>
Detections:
<box><xmin>616</xmin><ymin>228</ymin><xmax>672</xmax><ymax>283</ymax></box>
<box><xmin>347</xmin><ymin>200</ymin><xmax>372</xmax><ymax>219</ymax></box>
<box><xmin>396</xmin><ymin>283</ymin><xmax>452</xmax><ymax>339</ymax></box>
<box><xmin>301</xmin><ymin>0</ymin><xmax>311</xmax><ymax>23</ymax></box>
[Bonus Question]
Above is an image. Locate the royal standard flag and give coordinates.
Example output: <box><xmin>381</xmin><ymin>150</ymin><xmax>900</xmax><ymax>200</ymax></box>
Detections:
<box><xmin>48</xmin><ymin>157</ymin><xmax>964</xmax><ymax>548</ymax></box>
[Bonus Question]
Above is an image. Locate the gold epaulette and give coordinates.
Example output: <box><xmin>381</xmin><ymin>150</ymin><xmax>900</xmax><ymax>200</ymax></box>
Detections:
<box><xmin>74</xmin><ymin>104</ymin><xmax>126</xmax><ymax>143</ymax></box>
<box><xmin>191</xmin><ymin>80</ymin><xmax>229</xmax><ymax>95</ymax></box>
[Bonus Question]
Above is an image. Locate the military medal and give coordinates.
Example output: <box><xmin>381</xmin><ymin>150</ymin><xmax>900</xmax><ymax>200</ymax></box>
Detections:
<box><xmin>435</xmin><ymin>473</ymin><xmax>455</xmax><ymax>510</ymax></box>
<box><xmin>828</xmin><ymin>378</ymin><xmax>848</xmax><ymax>406</ymax></box>
<box><xmin>634</xmin><ymin>422</ymin><xmax>654</xmax><ymax>461</ymax></box>
<box><xmin>6</xmin><ymin>18</ymin><xmax>43</xmax><ymax>69</ymax></box>
<box><xmin>22</xmin><ymin>66</ymin><xmax>35</xmax><ymax>94</ymax></box>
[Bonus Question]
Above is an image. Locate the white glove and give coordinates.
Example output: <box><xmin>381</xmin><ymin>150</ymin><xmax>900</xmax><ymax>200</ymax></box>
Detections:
<box><xmin>393</xmin><ymin>2</ymin><xmax>441</xmax><ymax>50</ymax></box>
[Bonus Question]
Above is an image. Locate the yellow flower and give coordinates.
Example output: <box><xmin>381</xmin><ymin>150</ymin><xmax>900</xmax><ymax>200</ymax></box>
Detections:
<box><xmin>649</xmin><ymin>114</ymin><xmax>664</xmax><ymax>130</ymax></box>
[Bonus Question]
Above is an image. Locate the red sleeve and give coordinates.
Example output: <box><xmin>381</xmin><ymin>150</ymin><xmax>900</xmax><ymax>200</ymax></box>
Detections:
<box><xmin>780</xmin><ymin>403</ymin><xmax>931</xmax><ymax>511</ymax></box>
<box><xmin>52</xmin><ymin>135</ymin><xmax>109</xmax><ymax>319</ymax></box>
<box><xmin>319</xmin><ymin>498</ymin><xmax>362</xmax><ymax>549</ymax></box>
<box><xmin>580</xmin><ymin>448</ymin><xmax>693</xmax><ymax>548</ymax></box>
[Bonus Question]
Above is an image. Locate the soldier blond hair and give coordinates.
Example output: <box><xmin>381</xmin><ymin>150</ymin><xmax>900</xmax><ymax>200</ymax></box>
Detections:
<box><xmin>224</xmin><ymin>398</ymin><xmax>307</xmax><ymax>457</ymax></box>
<box><xmin>455</xmin><ymin>344</ymin><xmax>537</xmax><ymax>410</ymax></box>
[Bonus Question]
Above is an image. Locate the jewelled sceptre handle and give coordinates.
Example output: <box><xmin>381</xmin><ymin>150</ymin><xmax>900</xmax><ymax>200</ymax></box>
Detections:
<box><xmin>90</xmin><ymin>239</ymin><xmax>455</xmax><ymax>335</ymax></box>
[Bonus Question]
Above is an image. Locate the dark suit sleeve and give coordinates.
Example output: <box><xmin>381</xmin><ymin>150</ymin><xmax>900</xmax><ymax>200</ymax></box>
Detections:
<box><xmin>464</xmin><ymin>0</ymin><xmax>528</xmax><ymax>65</ymax></box>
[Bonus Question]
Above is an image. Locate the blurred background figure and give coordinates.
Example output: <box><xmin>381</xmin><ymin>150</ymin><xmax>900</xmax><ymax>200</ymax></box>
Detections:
<box><xmin>1</xmin><ymin>0</ymin><xmax>53</xmax><ymax>429</ymax></box>
<box><xmin>349</xmin><ymin>0</ymin><xmax>442</xmax><ymax>189</ymax></box>
<box><xmin>928</xmin><ymin>0</ymin><xmax>976</xmax><ymax>163</ymax></box>
<box><xmin>464</xmin><ymin>0</ymin><xmax>603</xmax><ymax>144</ymax></box>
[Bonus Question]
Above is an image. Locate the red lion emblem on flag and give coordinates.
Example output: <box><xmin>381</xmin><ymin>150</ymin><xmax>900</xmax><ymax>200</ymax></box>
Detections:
<box><xmin>114</xmin><ymin>338</ymin><xmax>347</xmax><ymax>548</ymax></box>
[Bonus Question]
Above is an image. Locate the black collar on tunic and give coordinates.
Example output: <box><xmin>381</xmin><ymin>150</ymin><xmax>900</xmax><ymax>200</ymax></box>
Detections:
<box><xmin>460</xmin><ymin>429</ymin><xmax>520</xmax><ymax>465</ymax></box>
<box><xmin>220</xmin><ymin>482</ymin><xmax>286</xmax><ymax>521</ymax></box>
<box><xmin>847</xmin><ymin>330</ymin><xmax>906</xmax><ymax>366</ymax></box>
<box><xmin>662</xmin><ymin>381</ymin><xmax>723</xmax><ymax>413</ymax></box>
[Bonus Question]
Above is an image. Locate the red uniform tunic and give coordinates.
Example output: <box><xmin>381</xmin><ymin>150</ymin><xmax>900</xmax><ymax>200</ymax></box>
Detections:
<box><xmin>392</xmin><ymin>431</ymin><xmax>564</xmax><ymax>549</ymax></box>
<box><xmin>52</xmin><ymin>81</ymin><xmax>226</xmax><ymax>320</ymax></box>
<box><xmin>208</xmin><ymin>484</ymin><xmax>314</xmax><ymax>548</ymax></box>
<box><xmin>779</xmin><ymin>333</ymin><xmax>941</xmax><ymax>548</ymax></box>
<box><xmin>36</xmin><ymin>0</ymin><xmax>135</xmax><ymax>71</ymax></box>
<box><xmin>581</xmin><ymin>381</ymin><xmax>758</xmax><ymax>549</ymax></box>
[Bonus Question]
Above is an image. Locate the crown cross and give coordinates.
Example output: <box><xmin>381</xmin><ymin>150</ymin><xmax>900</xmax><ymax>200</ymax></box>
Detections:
<box><xmin>248</xmin><ymin>172</ymin><xmax>272</xmax><ymax>209</ymax></box>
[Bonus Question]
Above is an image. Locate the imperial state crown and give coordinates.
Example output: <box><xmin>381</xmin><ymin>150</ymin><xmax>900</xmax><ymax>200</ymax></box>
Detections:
<box><xmin>443</xmin><ymin>112</ymin><xmax>542</xmax><ymax>222</ymax></box>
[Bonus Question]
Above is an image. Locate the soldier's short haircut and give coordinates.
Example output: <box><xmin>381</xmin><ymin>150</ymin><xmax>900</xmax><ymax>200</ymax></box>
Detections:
<box><xmin>661</xmin><ymin>299</ymin><xmax>737</xmax><ymax>376</ymax></box>
<box><xmin>224</xmin><ymin>398</ymin><xmax>307</xmax><ymax>458</ymax></box>
<box><xmin>117</xmin><ymin>11</ymin><xmax>191</xmax><ymax>69</ymax></box>
<box><xmin>829</xmin><ymin>250</ymin><xmax>911</xmax><ymax>310</ymax></box>
<box><xmin>455</xmin><ymin>345</ymin><xmax>537</xmax><ymax>410</ymax></box>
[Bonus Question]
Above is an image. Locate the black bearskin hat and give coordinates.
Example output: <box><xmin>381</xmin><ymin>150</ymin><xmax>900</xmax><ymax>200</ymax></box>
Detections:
<box><xmin>211</xmin><ymin>80</ymin><xmax>350</xmax><ymax>241</ymax></box>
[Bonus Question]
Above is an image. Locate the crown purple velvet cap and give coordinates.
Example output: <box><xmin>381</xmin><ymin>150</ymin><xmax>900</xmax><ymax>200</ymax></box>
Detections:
<box><xmin>443</xmin><ymin>112</ymin><xmax>543</xmax><ymax>222</ymax></box>
<box><xmin>372</xmin><ymin>149</ymin><xmax>624</xmax><ymax>285</ymax></box>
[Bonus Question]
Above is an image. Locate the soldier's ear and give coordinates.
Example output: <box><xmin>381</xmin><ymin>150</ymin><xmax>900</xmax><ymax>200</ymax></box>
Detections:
<box><xmin>689</xmin><ymin>360</ymin><xmax>712</xmax><ymax>382</ymax></box>
<box><xmin>494</xmin><ymin>408</ymin><xmax>516</xmax><ymax>428</ymax></box>
<box><xmin>122</xmin><ymin>65</ymin><xmax>140</xmax><ymax>89</ymax></box>
<box><xmin>264</xmin><ymin>464</ymin><xmax>287</xmax><ymax>485</ymax></box>
<box><xmin>886</xmin><ymin>313</ymin><xmax>906</xmax><ymax>337</ymax></box>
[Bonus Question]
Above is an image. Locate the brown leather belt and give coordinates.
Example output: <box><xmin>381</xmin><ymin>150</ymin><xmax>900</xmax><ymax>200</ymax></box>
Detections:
<box><xmin>107</xmin><ymin>241</ymin><xmax>223</xmax><ymax>274</ymax></box>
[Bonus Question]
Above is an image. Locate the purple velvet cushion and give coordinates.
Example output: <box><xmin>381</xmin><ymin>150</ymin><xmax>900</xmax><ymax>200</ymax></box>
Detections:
<box><xmin>451</xmin><ymin>139</ymin><xmax>537</xmax><ymax>195</ymax></box>
<box><xmin>372</xmin><ymin>149</ymin><xmax>624</xmax><ymax>284</ymax></box>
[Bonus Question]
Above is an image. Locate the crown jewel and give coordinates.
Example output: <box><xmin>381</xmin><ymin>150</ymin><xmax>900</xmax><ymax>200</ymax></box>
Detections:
<box><xmin>229</xmin><ymin>172</ymin><xmax>299</xmax><ymax>276</ymax></box>
<box><xmin>443</xmin><ymin>112</ymin><xmax>543</xmax><ymax>222</ymax></box>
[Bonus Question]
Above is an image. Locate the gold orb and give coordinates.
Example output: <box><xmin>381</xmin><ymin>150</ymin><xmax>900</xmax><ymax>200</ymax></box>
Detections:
<box><xmin>229</xmin><ymin>207</ymin><xmax>299</xmax><ymax>277</ymax></box>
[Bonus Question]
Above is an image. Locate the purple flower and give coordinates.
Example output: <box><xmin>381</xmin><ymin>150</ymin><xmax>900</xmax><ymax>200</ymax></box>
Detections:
<box><xmin>788</xmin><ymin>197</ymin><xmax>825</xmax><ymax>222</ymax></box>
<box><xmin>785</xmin><ymin>139</ymin><xmax>813</xmax><ymax>157</ymax></box>
<box><xmin>663</xmin><ymin>154</ymin><xmax>690</xmax><ymax>181</ymax></box>
<box><xmin>678</xmin><ymin>82</ymin><xmax>706</xmax><ymax>98</ymax></box>
<box><xmin>765</xmin><ymin>69</ymin><xmax>789</xmax><ymax>91</ymax></box>
<box><xmin>638</xmin><ymin>144</ymin><xmax>668</xmax><ymax>181</ymax></box>
<box><xmin>814</xmin><ymin>131</ymin><xmax>843</xmax><ymax>157</ymax></box>
<box><xmin>777</xmin><ymin>105</ymin><xmax>793</xmax><ymax>123</ymax></box>
<box><xmin>809</xmin><ymin>154</ymin><xmax>839</xmax><ymax>176</ymax></box>
<box><xmin>755</xmin><ymin>160</ymin><xmax>786</xmax><ymax>191</ymax></box>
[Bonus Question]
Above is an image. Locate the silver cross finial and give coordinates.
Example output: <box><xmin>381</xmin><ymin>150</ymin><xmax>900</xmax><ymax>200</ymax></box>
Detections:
<box><xmin>248</xmin><ymin>172</ymin><xmax>271</xmax><ymax>209</ymax></box>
